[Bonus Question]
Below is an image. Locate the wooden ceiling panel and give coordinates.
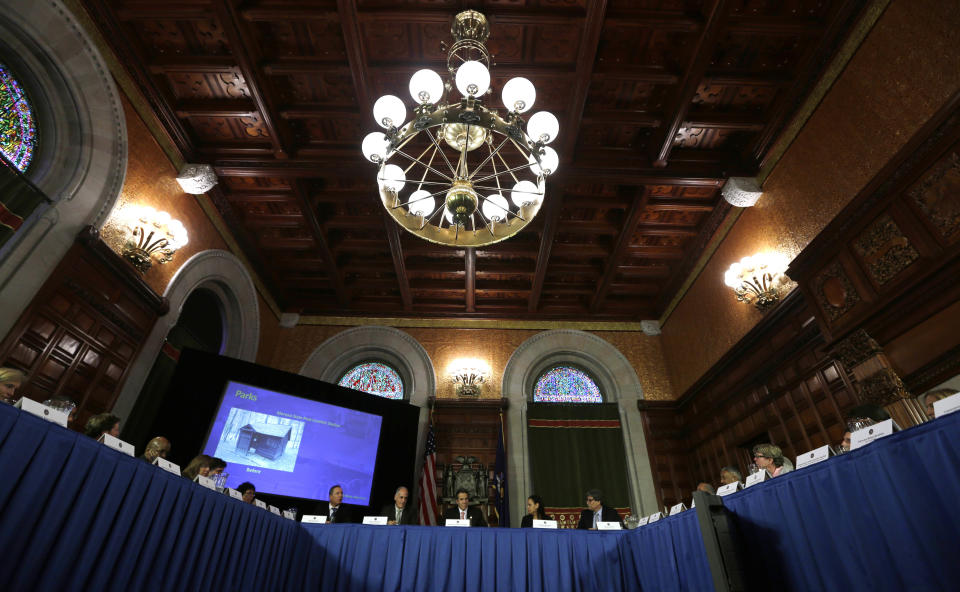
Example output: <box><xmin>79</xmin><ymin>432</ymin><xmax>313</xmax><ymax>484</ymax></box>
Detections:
<box><xmin>87</xmin><ymin>0</ymin><xmax>869</xmax><ymax>320</ymax></box>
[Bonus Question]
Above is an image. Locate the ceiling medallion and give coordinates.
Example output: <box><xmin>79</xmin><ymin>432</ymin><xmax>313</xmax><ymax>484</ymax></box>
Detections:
<box><xmin>361</xmin><ymin>10</ymin><xmax>560</xmax><ymax>247</ymax></box>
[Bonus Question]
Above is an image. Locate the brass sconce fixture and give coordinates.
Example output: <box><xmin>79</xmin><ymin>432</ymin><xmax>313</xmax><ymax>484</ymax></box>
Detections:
<box><xmin>117</xmin><ymin>205</ymin><xmax>188</xmax><ymax>273</ymax></box>
<box><xmin>724</xmin><ymin>252</ymin><xmax>790</xmax><ymax>311</ymax></box>
<box><xmin>448</xmin><ymin>358</ymin><xmax>489</xmax><ymax>397</ymax></box>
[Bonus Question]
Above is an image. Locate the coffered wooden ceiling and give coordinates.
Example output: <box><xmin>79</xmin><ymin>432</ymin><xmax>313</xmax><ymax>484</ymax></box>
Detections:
<box><xmin>85</xmin><ymin>0</ymin><xmax>867</xmax><ymax>320</ymax></box>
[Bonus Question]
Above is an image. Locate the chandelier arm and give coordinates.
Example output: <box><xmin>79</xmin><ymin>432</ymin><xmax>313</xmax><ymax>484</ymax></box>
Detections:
<box><xmin>474</xmin><ymin>207</ymin><xmax>497</xmax><ymax>238</ymax></box>
<box><xmin>418</xmin><ymin>144</ymin><xmax>440</xmax><ymax>191</ymax></box>
<box><xmin>467</xmin><ymin>135</ymin><xmax>512</xmax><ymax>181</ymax></box>
<box><xmin>427</xmin><ymin>129</ymin><xmax>459</xmax><ymax>175</ymax></box>
<box><xmin>419</xmin><ymin>202</ymin><xmax>448</xmax><ymax>230</ymax></box>
<box><xmin>392</xmin><ymin>148</ymin><xmax>454</xmax><ymax>182</ymax></box>
<box><xmin>470</xmin><ymin>160</ymin><xmax>537</xmax><ymax>184</ymax></box>
<box><xmin>460</xmin><ymin>122</ymin><xmax>473</xmax><ymax>178</ymax></box>
<box><xmin>493</xmin><ymin>150</ymin><xmax>522</xmax><ymax>185</ymax></box>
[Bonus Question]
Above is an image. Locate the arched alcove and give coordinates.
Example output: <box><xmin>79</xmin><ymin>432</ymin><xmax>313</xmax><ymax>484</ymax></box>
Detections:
<box><xmin>501</xmin><ymin>329</ymin><xmax>657</xmax><ymax>520</ymax></box>
<box><xmin>112</xmin><ymin>250</ymin><xmax>260</xmax><ymax>421</ymax></box>
<box><xmin>0</xmin><ymin>0</ymin><xmax>127</xmax><ymax>339</ymax></box>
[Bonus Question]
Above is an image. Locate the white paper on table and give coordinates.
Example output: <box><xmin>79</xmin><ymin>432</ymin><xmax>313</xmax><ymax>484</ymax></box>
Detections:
<box><xmin>744</xmin><ymin>471</ymin><xmax>767</xmax><ymax>488</ymax></box>
<box><xmin>717</xmin><ymin>482</ymin><xmax>741</xmax><ymax>496</ymax></box>
<box><xmin>669</xmin><ymin>502</ymin><xmax>687</xmax><ymax>515</ymax></box>
<box><xmin>363</xmin><ymin>516</ymin><xmax>388</xmax><ymax>525</ymax></box>
<box><xmin>850</xmin><ymin>419</ymin><xmax>893</xmax><ymax>450</ymax></box>
<box><xmin>445</xmin><ymin>519</ymin><xmax>471</xmax><ymax>527</ymax></box>
<box><xmin>152</xmin><ymin>456</ymin><xmax>181</xmax><ymax>475</ymax></box>
<box><xmin>15</xmin><ymin>398</ymin><xmax>69</xmax><ymax>427</ymax></box>
<box><xmin>533</xmin><ymin>519</ymin><xmax>558</xmax><ymax>529</ymax></box>
<box><xmin>98</xmin><ymin>433</ymin><xmax>135</xmax><ymax>457</ymax></box>
<box><xmin>301</xmin><ymin>515</ymin><xmax>327</xmax><ymax>524</ymax></box>
<box><xmin>796</xmin><ymin>445</ymin><xmax>832</xmax><ymax>469</ymax></box>
<box><xmin>933</xmin><ymin>392</ymin><xmax>960</xmax><ymax>418</ymax></box>
<box><xmin>597</xmin><ymin>521</ymin><xmax>621</xmax><ymax>530</ymax></box>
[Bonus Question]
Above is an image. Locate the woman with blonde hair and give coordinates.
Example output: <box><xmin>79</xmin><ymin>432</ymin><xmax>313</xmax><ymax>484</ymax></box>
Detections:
<box><xmin>921</xmin><ymin>388</ymin><xmax>958</xmax><ymax>420</ymax></box>
<box><xmin>0</xmin><ymin>367</ymin><xmax>26</xmax><ymax>405</ymax></box>
<box><xmin>752</xmin><ymin>443</ymin><xmax>792</xmax><ymax>478</ymax></box>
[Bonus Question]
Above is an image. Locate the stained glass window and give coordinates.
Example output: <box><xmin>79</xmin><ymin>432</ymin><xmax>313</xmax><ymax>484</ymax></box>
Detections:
<box><xmin>338</xmin><ymin>361</ymin><xmax>404</xmax><ymax>400</ymax></box>
<box><xmin>533</xmin><ymin>365</ymin><xmax>602</xmax><ymax>403</ymax></box>
<box><xmin>0</xmin><ymin>63</ymin><xmax>37</xmax><ymax>173</ymax></box>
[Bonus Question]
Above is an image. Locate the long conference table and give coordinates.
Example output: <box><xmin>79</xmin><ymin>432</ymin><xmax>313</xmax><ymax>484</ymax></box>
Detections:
<box><xmin>0</xmin><ymin>401</ymin><xmax>958</xmax><ymax>591</ymax></box>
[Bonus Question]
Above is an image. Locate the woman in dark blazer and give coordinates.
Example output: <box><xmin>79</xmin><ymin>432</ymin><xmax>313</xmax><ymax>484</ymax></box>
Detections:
<box><xmin>520</xmin><ymin>494</ymin><xmax>552</xmax><ymax>527</ymax></box>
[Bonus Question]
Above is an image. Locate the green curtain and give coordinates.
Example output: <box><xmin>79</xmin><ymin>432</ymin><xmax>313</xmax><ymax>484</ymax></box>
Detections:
<box><xmin>527</xmin><ymin>403</ymin><xmax>630</xmax><ymax>508</ymax></box>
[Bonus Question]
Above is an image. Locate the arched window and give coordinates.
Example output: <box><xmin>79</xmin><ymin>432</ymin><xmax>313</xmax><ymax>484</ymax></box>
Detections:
<box><xmin>533</xmin><ymin>365</ymin><xmax>603</xmax><ymax>403</ymax></box>
<box><xmin>338</xmin><ymin>361</ymin><xmax>405</xmax><ymax>400</ymax></box>
<box><xmin>0</xmin><ymin>62</ymin><xmax>37</xmax><ymax>172</ymax></box>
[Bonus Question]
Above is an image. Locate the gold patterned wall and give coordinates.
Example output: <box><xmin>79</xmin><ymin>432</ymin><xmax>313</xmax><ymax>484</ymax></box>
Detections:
<box><xmin>661</xmin><ymin>0</ymin><xmax>960</xmax><ymax>396</ymax></box>
<box><xmin>262</xmin><ymin>324</ymin><xmax>675</xmax><ymax>401</ymax></box>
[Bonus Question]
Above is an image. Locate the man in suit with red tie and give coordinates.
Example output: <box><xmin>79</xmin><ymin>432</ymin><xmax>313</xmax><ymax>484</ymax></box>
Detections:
<box><xmin>442</xmin><ymin>488</ymin><xmax>487</xmax><ymax>527</ymax></box>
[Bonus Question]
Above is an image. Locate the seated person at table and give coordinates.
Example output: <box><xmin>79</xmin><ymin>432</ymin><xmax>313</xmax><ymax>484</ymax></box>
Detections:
<box><xmin>719</xmin><ymin>466</ymin><xmax>742</xmax><ymax>485</ymax></box>
<box><xmin>84</xmin><ymin>413</ymin><xmax>121</xmax><ymax>440</ymax></box>
<box><xmin>520</xmin><ymin>494</ymin><xmax>552</xmax><ymax>528</ymax></box>
<box><xmin>182</xmin><ymin>454</ymin><xmax>214</xmax><ymax>481</ymax></box>
<box><xmin>577</xmin><ymin>489</ymin><xmax>623</xmax><ymax>530</ymax></box>
<box><xmin>208</xmin><ymin>457</ymin><xmax>227</xmax><ymax>476</ymax></box>
<box><xmin>753</xmin><ymin>444</ymin><xmax>791</xmax><ymax>478</ymax></box>
<box><xmin>317</xmin><ymin>484</ymin><xmax>352</xmax><ymax>523</ymax></box>
<box><xmin>695</xmin><ymin>482</ymin><xmax>716</xmax><ymax>495</ymax></box>
<box><xmin>838</xmin><ymin>429</ymin><xmax>852</xmax><ymax>454</ymax></box>
<box><xmin>0</xmin><ymin>367</ymin><xmax>25</xmax><ymax>405</ymax></box>
<box><xmin>442</xmin><ymin>488</ymin><xmax>487</xmax><ymax>526</ymax></box>
<box><xmin>237</xmin><ymin>482</ymin><xmax>256</xmax><ymax>504</ymax></box>
<box><xmin>921</xmin><ymin>388</ymin><xmax>958</xmax><ymax>420</ymax></box>
<box><xmin>381</xmin><ymin>486</ymin><xmax>417</xmax><ymax>525</ymax></box>
<box><xmin>139</xmin><ymin>436</ymin><xmax>171</xmax><ymax>464</ymax></box>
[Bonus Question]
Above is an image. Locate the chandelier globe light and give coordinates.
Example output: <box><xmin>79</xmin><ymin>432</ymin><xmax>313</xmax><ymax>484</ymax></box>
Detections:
<box><xmin>361</xmin><ymin>10</ymin><xmax>560</xmax><ymax>247</ymax></box>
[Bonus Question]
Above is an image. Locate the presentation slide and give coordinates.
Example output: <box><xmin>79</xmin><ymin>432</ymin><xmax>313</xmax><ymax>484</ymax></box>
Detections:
<box><xmin>201</xmin><ymin>381</ymin><xmax>383</xmax><ymax>504</ymax></box>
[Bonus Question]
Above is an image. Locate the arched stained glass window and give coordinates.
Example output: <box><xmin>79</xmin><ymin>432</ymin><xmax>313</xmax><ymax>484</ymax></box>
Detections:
<box><xmin>338</xmin><ymin>361</ymin><xmax>404</xmax><ymax>400</ymax></box>
<box><xmin>0</xmin><ymin>63</ymin><xmax>37</xmax><ymax>172</ymax></box>
<box><xmin>533</xmin><ymin>365</ymin><xmax>602</xmax><ymax>403</ymax></box>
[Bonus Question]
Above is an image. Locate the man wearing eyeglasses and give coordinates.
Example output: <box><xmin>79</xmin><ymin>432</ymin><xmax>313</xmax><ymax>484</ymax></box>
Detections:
<box><xmin>576</xmin><ymin>489</ymin><xmax>624</xmax><ymax>530</ymax></box>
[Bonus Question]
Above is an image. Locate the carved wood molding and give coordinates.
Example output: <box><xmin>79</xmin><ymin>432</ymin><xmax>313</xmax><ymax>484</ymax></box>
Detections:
<box><xmin>428</xmin><ymin>397</ymin><xmax>509</xmax><ymax>411</ymax></box>
<box><xmin>858</xmin><ymin>367</ymin><xmax>910</xmax><ymax>406</ymax></box>
<box><xmin>830</xmin><ymin>329</ymin><xmax>883</xmax><ymax>370</ymax></box>
<box><xmin>77</xmin><ymin>226</ymin><xmax>169</xmax><ymax>315</ymax></box>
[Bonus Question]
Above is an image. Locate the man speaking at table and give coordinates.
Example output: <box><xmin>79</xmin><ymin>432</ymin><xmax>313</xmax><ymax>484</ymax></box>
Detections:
<box><xmin>381</xmin><ymin>486</ymin><xmax>418</xmax><ymax>525</ymax></box>
<box><xmin>442</xmin><ymin>488</ymin><xmax>487</xmax><ymax>526</ymax></box>
<box><xmin>577</xmin><ymin>488</ymin><xmax>624</xmax><ymax>530</ymax></box>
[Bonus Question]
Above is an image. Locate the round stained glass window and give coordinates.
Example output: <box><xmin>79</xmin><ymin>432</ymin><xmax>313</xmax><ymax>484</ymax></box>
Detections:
<box><xmin>0</xmin><ymin>63</ymin><xmax>37</xmax><ymax>173</ymax></box>
<box><xmin>338</xmin><ymin>361</ymin><xmax>404</xmax><ymax>400</ymax></box>
<box><xmin>533</xmin><ymin>366</ymin><xmax>602</xmax><ymax>403</ymax></box>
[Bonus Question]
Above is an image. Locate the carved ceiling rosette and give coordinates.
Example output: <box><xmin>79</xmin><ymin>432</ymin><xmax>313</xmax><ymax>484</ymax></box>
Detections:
<box><xmin>813</xmin><ymin>262</ymin><xmax>860</xmax><ymax>321</ymax></box>
<box><xmin>908</xmin><ymin>150</ymin><xmax>960</xmax><ymax>243</ymax></box>
<box><xmin>853</xmin><ymin>214</ymin><xmax>919</xmax><ymax>285</ymax></box>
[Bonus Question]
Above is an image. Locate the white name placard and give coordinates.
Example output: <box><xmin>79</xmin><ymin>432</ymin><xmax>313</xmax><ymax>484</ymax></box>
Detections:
<box><xmin>283</xmin><ymin>510</ymin><xmax>297</xmax><ymax>520</ymax></box>
<box><xmin>15</xmin><ymin>398</ymin><xmax>69</xmax><ymax>427</ymax></box>
<box><xmin>690</xmin><ymin>498</ymin><xmax>696</xmax><ymax>509</ymax></box>
<box><xmin>647</xmin><ymin>512</ymin><xmax>662</xmax><ymax>523</ymax></box>
<box><xmin>255</xmin><ymin>500</ymin><xmax>267</xmax><ymax>510</ymax></box>
<box><xmin>533</xmin><ymin>519</ymin><xmax>558</xmax><ymax>529</ymax></box>
<box><xmin>227</xmin><ymin>488</ymin><xmax>243</xmax><ymax>501</ymax></box>
<box><xmin>744</xmin><ymin>471</ymin><xmax>767</xmax><ymax>488</ymax></box>
<box><xmin>669</xmin><ymin>503</ymin><xmax>687</xmax><ymax>516</ymax></box>
<box><xmin>637</xmin><ymin>516</ymin><xmax>649</xmax><ymax>526</ymax></box>
<box><xmin>194</xmin><ymin>475</ymin><xmax>216</xmax><ymax>490</ymax></box>
<box><xmin>363</xmin><ymin>516</ymin><xmax>389</xmax><ymax>525</ymax></box>
<box><xmin>445</xmin><ymin>518</ymin><xmax>471</xmax><ymax>527</ymax></box>
<box><xmin>301</xmin><ymin>515</ymin><xmax>327</xmax><ymax>524</ymax></box>
<box><xmin>597</xmin><ymin>521</ymin><xmax>621</xmax><ymax>530</ymax></box>
<box><xmin>850</xmin><ymin>419</ymin><xmax>893</xmax><ymax>450</ymax></box>
<box><xmin>796</xmin><ymin>445</ymin><xmax>832</xmax><ymax>469</ymax></box>
<box><xmin>98</xmin><ymin>433</ymin><xmax>135</xmax><ymax>457</ymax></box>
<box><xmin>934</xmin><ymin>392</ymin><xmax>960</xmax><ymax>418</ymax></box>
<box><xmin>269</xmin><ymin>505</ymin><xmax>281</xmax><ymax>515</ymax></box>
<box><xmin>717</xmin><ymin>482</ymin><xmax>741</xmax><ymax>496</ymax></box>
<box><xmin>152</xmin><ymin>456</ymin><xmax>181</xmax><ymax>475</ymax></box>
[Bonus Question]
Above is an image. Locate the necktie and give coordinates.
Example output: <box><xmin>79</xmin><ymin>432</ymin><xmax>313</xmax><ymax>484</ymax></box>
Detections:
<box><xmin>331</xmin><ymin>506</ymin><xmax>337</xmax><ymax>521</ymax></box>
<box><xmin>396</xmin><ymin>508</ymin><xmax>401</xmax><ymax>523</ymax></box>
<box><xmin>461</xmin><ymin>509</ymin><xmax>466</xmax><ymax>520</ymax></box>
<box><xmin>593</xmin><ymin>511</ymin><xmax>599</xmax><ymax>528</ymax></box>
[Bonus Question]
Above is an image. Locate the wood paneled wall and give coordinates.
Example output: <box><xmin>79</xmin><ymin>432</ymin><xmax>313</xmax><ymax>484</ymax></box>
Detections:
<box><xmin>0</xmin><ymin>228</ymin><xmax>167</xmax><ymax>429</ymax></box>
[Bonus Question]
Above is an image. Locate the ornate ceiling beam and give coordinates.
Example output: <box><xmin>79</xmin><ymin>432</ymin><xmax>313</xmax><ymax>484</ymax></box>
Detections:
<box><xmin>214</xmin><ymin>0</ymin><xmax>290</xmax><ymax>158</ymax></box>
<box><xmin>528</xmin><ymin>191</ymin><xmax>563</xmax><ymax>312</ymax></box>
<box><xmin>589</xmin><ymin>187</ymin><xmax>650</xmax><ymax>313</ymax></box>
<box><xmin>174</xmin><ymin>99</ymin><xmax>258</xmax><ymax>118</ymax></box>
<box><xmin>653</xmin><ymin>0</ymin><xmax>730</xmax><ymax>167</ymax></box>
<box><xmin>291</xmin><ymin>180</ymin><xmax>349</xmax><ymax>306</ymax></box>
<box><xmin>465</xmin><ymin>248</ymin><xmax>476</xmax><ymax>313</ymax></box>
<box><xmin>383</xmin><ymin>210</ymin><xmax>413</xmax><ymax>312</ymax></box>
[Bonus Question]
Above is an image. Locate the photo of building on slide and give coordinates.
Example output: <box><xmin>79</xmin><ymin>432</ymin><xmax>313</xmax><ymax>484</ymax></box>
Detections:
<box><xmin>213</xmin><ymin>408</ymin><xmax>305</xmax><ymax>473</ymax></box>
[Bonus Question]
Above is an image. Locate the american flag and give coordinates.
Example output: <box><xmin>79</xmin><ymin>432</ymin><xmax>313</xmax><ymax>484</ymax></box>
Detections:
<box><xmin>418</xmin><ymin>421</ymin><xmax>438</xmax><ymax>526</ymax></box>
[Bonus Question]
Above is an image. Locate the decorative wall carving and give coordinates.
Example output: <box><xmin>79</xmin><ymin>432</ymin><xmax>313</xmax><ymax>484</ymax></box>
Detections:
<box><xmin>813</xmin><ymin>262</ymin><xmax>860</xmax><ymax>320</ymax></box>
<box><xmin>908</xmin><ymin>150</ymin><xmax>960</xmax><ymax>243</ymax></box>
<box><xmin>831</xmin><ymin>329</ymin><xmax>884</xmax><ymax>370</ymax></box>
<box><xmin>858</xmin><ymin>368</ymin><xmax>911</xmax><ymax>407</ymax></box>
<box><xmin>853</xmin><ymin>214</ymin><xmax>920</xmax><ymax>285</ymax></box>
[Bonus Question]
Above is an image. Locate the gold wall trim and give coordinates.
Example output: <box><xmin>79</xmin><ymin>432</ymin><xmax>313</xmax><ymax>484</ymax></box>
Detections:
<box><xmin>297</xmin><ymin>315</ymin><xmax>650</xmax><ymax>332</ymax></box>
<box><xmin>66</xmin><ymin>0</ymin><xmax>282</xmax><ymax>320</ymax></box>
<box><xmin>658</xmin><ymin>0</ymin><xmax>892</xmax><ymax>327</ymax></box>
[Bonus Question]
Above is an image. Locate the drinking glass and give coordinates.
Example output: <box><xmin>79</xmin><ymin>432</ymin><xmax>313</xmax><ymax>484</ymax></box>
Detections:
<box><xmin>214</xmin><ymin>472</ymin><xmax>229</xmax><ymax>492</ymax></box>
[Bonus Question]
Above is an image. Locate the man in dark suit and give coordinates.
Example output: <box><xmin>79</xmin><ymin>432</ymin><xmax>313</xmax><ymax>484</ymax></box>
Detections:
<box><xmin>316</xmin><ymin>484</ymin><xmax>352</xmax><ymax>523</ymax></box>
<box><xmin>441</xmin><ymin>488</ymin><xmax>486</xmax><ymax>527</ymax></box>
<box><xmin>576</xmin><ymin>488</ymin><xmax>624</xmax><ymax>530</ymax></box>
<box><xmin>380</xmin><ymin>486</ymin><xmax>418</xmax><ymax>525</ymax></box>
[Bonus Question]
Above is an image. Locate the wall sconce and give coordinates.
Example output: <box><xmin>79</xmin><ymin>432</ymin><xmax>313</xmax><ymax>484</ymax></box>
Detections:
<box><xmin>176</xmin><ymin>163</ymin><xmax>218</xmax><ymax>194</ymax></box>
<box><xmin>448</xmin><ymin>358</ymin><xmax>489</xmax><ymax>397</ymax></box>
<box><xmin>724</xmin><ymin>252</ymin><xmax>790</xmax><ymax>311</ymax></box>
<box><xmin>722</xmin><ymin>177</ymin><xmax>763</xmax><ymax>207</ymax></box>
<box><xmin>117</xmin><ymin>205</ymin><xmax>188</xmax><ymax>273</ymax></box>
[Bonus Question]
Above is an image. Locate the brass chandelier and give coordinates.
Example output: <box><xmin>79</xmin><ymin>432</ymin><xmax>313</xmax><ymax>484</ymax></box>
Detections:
<box><xmin>361</xmin><ymin>10</ymin><xmax>560</xmax><ymax>247</ymax></box>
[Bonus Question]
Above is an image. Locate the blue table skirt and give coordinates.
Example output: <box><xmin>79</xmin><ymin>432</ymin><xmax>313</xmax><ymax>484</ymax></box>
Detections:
<box><xmin>302</xmin><ymin>514</ymin><xmax>712</xmax><ymax>592</ymax></box>
<box><xmin>722</xmin><ymin>409</ymin><xmax>960</xmax><ymax>592</ymax></box>
<box><xmin>0</xmin><ymin>403</ymin><xmax>314</xmax><ymax>592</ymax></box>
